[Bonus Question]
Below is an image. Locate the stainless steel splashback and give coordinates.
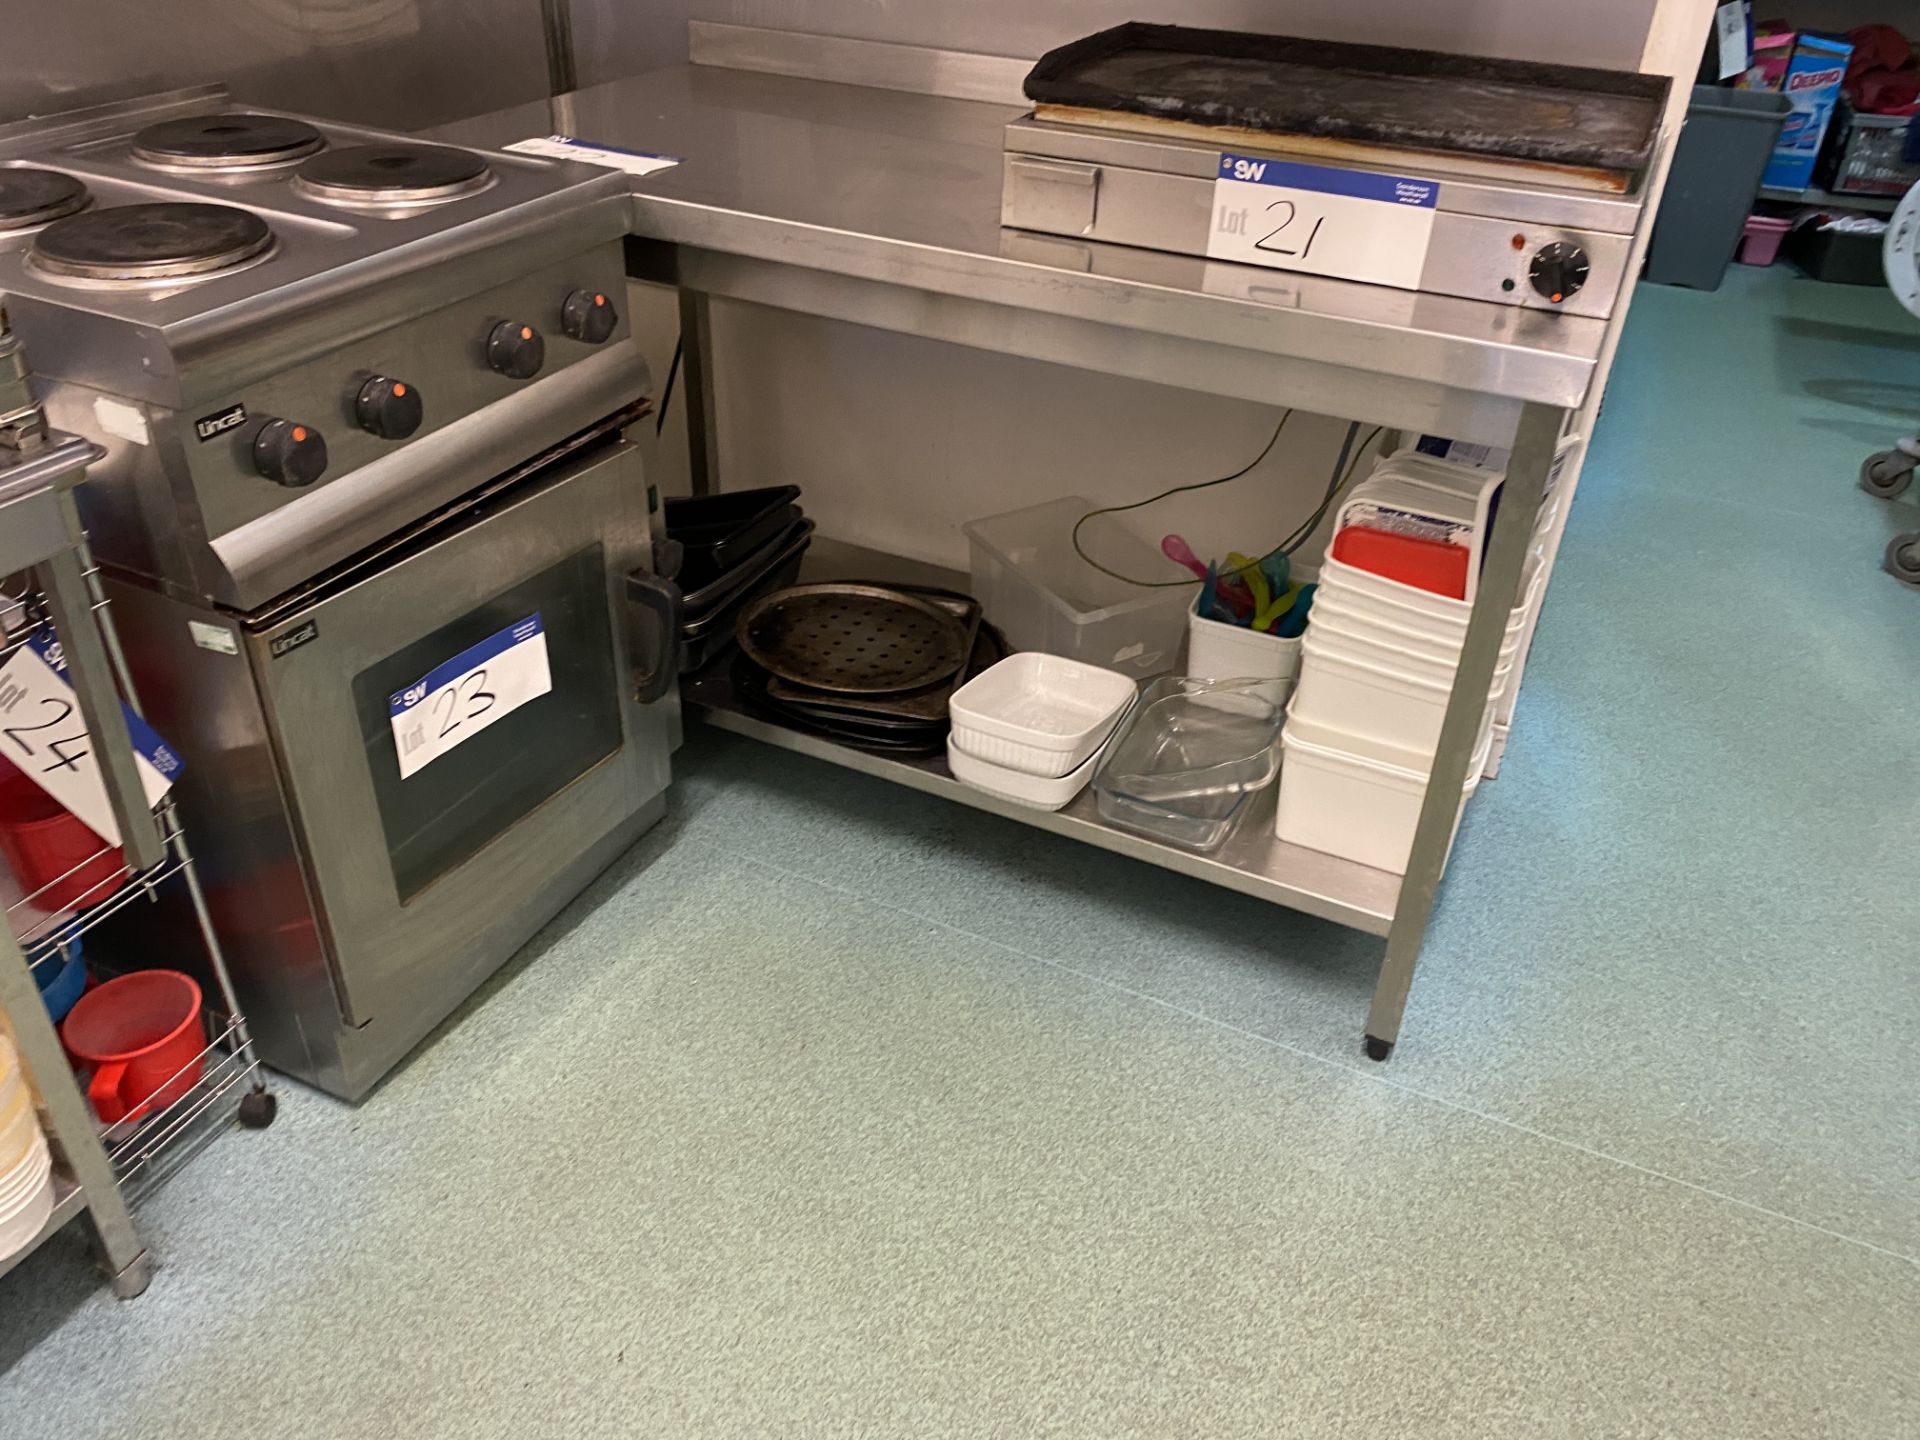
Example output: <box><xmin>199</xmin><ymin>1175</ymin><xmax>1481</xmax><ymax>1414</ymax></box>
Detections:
<box><xmin>8</xmin><ymin>3</ymin><xmax>1667</xmax><ymax>136</ymax></box>
<box><xmin>1</xmin><ymin>0</ymin><xmax>551</xmax><ymax>131</ymax></box>
<box><xmin>567</xmin><ymin>1</ymin><xmax>1665</xmax><ymax>89</ymax></box>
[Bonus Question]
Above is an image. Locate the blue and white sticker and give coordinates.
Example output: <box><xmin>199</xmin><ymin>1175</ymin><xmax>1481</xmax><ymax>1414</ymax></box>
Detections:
<box><xmin>1208</xmin><ymin>153</ymin><xmax>1439</xmax><ymax>290</ymax></box>
<box><xmin>0</xmin><ymin>632</ymin><xmax>181</xmax><ymax>846</ymax></box>
<box><xmin>389</xmin><ymin>614</ymin><xmax>551</xmax><ymax>780</ymax></box>
<box><xmin>505</xmin><ymin>134</ymin><xmax>680</xmax><ymax>178</ymax></box>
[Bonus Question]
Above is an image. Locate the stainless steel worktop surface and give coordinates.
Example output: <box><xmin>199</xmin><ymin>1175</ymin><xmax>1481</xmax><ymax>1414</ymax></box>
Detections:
<box><xmin>432</xmin><ymin>63</ymin><xmax>1610</xmax><ymax>423</ymax></box>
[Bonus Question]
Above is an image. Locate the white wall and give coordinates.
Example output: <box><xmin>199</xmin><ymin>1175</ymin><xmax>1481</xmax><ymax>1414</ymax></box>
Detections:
<box><xmin>698</xmin><ymin>303</ymin><xmax>1361</xmax><ymax>575</ymax></box>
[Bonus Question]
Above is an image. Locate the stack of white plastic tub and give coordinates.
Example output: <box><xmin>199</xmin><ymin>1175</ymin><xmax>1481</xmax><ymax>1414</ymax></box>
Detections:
<box><xmin>1277</xmin><ymin>453</ymin><xmax>1545</xmax><ymax>873</ymax></box>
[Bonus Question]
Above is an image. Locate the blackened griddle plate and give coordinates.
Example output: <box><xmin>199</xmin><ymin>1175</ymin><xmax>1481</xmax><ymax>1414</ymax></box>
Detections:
<box><xmin>737</xmin><ymin>583</ymin><xmax>971</xmax><ymax>695</ymax></box>
<box><xmin>1025</xmin><ymin>23</ymin><xmax>1667</xmax><ymax>178</ymax></box>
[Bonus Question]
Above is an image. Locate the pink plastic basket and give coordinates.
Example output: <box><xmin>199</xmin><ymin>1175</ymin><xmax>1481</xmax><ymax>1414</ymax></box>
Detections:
<box><xmin>1739</xmin><ymin>214</ymin><xmax>1792</xmax><ymax>267</ymax></box>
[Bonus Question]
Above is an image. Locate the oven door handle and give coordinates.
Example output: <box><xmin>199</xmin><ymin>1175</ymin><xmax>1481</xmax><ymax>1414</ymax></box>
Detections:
<box><xmin>624</xmin><ymin>569</ymin><xmax>683</xmax><ymax>704</ymax></box>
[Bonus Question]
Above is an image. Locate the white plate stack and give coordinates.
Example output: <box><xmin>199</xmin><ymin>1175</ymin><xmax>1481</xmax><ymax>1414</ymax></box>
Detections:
<box><xmin>0</xmin><ymin>1035</ymin><xmax>56</xmax><ymax>1262</ymax></box>
<box><xmin>947</xmin><ymin>654</ymin><xmax>1136</xmax><ymax>811</ymax></box>
<box><xmin>1277</xmin><ymin>543</ymin><xmax>1546</xmax><ymax>875</ymax></box>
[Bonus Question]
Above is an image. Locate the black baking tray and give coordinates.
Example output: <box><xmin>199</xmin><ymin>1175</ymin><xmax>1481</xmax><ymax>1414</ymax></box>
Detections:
<box><xmin>678</xmin><ymin>524</ymin><xmax>816</xmax><ymax>673</ymax></box>
<box><xmin>1024</xmin><ymin>23</ymin><xmax>1668</xmax><ymax>177</ymax></box>
<box><xmin>730</xmin><ymin>656</ymin><xmax>946</xmax><ymax>755</ymax></box>
<box><xmin>666</xmin><ymin>486</ymin><xmax>802</xmax><ymax>586</ymax></box>
<box><xmin>682</xmin><ymin>516</ymin><xmax>814</xmax><ymax>621</ymax></box>
<box><xmin>730</xmin><ymin>620</ymin><xmax>1008</xmax><ymax>757</ymax></box>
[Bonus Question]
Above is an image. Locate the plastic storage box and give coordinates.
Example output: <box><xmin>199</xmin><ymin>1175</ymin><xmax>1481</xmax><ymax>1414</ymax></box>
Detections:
<box><xmin>1818</xmin><ymin>101</ymin><xmax>1920</xmax><ymax>198</ymax></box>
<box><xmin>1185</xmin><ymin>592</ymin><xmax>1304</xmax><ymax>686</ymax></box>
<box><xmin>1739</xmin><ymin>214</ymin><xmax>1792</xmax><ymax>266</ymax></box>
<box><xmin>1275</xmin><ymin>712</ymin><xmax>1491</xmax><ymax>874</ymax></box>
<box><xmin>965</xmin><ymin>496</ymin><xmax>1193</xmax><ymax>678</ymax></box>
<box><xmin>1784</xmin><ymin>215</ymin><xmax>1887</xmax><ymax>285</ymax></box>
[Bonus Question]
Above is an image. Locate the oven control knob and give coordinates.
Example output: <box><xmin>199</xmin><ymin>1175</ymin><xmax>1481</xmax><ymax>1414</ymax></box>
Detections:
<box><xmin>355</xmin><ymin>376</ymin><xmax>423</xmax><ymax>439</ymax></box>
<box><xmin>253</xmin><ymin>419</ymin><xmax>328</xmax><ymax>488</ymax></box>
<box><xmin>487</xmin><ymin>321</ymin><xmax>545</xmax><ymax>379</ymax></box>
<box><xmin>561</xmin><ymin>288</ymin><xmax>618</xmax><ymax>344</ymax></box>
<box><xmin>1528</xmin><ymin>242</ymin><xmax>1591</xmax><ymax>304</ymax></box>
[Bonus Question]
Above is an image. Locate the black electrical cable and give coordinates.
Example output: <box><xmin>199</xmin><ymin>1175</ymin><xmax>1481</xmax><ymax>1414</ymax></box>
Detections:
<box><xmin>1277</xmin><ymin>422</ymin><xmax>1380</xmax><ymax>559</ymax></box>
<box><xmin>1070</xmin><ymin>416</ymin><xmax>1384</xmax><ymax>588</ymax></box>
<box><xmin>655</xmin><ymin>337</ymin><xmax>684</xmax><ymax>437</ymax></box>
<box><xmin>1070</xmin><ymin>412</ymin><xmax>1293</xmax><ymax>588</ymax></box>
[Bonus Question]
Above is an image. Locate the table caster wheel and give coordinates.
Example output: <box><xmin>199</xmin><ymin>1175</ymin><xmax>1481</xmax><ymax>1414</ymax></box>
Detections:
<box><xmin>238</xmin><ymin>1088</ymin><xmax>277</xmax><ymax>1129</ymax></box>
<box><xmin>1363</xmin><ymin>1034</ymin><xmax>1395</xmax><ymax>1062</ymax></box>
<box><xmin>1888</xmin><ymin>532</ymin><xmax>1920</xmax><ymax>589</ymax></box>
<box><xmin>1861</xmin><ymin>451</ymin><xmax>1917</xmax><ymax>498</ymax></box>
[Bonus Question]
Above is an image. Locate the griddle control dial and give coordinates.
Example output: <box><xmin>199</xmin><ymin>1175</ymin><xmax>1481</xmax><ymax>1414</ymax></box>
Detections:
<box><xmin>561</xmin><ymin>288</ymin><xmax>618</xmax><ymax>344</ymax></box>
<box><xmin>1528</xmin><ymin>242</ymin><xmax>1591</xmax><ymax>305</ymax></box>
<box><xmin>355</xmin><ymin>376</ymin><xmax>423</xmax><ymax>439</ymax></box>
<box><xmin>252</xmin><ymin>418</ymin><xmax>328</xmax><ymax>488</ymax></box>
<box><xmin>487</xmin><ymin>320</ymin><xmax>545</xmax><ymax>379</ymax></box>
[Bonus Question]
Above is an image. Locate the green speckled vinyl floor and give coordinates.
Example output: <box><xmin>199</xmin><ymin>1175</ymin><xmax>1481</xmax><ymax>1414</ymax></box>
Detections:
<box><xmin>4</xmin><ymin>267</ymin><xmax>1917</xmax><ymax>1438</ymax></box>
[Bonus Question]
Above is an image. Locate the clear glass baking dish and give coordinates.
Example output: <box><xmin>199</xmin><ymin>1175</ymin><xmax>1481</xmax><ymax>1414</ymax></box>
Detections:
<box><xmin>1091</xmin><ymin>677</ymin><xmax>1289</xmax><ymax>850</ymax></box>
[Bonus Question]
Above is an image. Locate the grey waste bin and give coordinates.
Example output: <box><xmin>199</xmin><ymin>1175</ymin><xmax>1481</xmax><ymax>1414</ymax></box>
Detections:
<box><xmin>1646</xmin><ymin>85</ymin><xmax>1793</xmax><ymax>291</ymax></box>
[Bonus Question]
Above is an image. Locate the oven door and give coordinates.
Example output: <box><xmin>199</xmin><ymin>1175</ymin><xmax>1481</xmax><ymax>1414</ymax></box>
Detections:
<box><xmin>245</xmin><ymin>437</ymin><xmax>672</xmax><ymax>1029</ymax></box>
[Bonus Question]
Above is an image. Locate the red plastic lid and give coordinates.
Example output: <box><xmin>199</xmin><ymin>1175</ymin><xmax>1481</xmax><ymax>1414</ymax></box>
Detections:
<box><xmin>1330</xmin><ymin>526</ymin><xmax>1470</xmax><ymax>600</ymax></box>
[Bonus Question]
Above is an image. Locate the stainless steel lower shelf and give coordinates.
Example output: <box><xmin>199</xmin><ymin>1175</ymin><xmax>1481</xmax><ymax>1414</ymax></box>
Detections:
<box><xmin>685</xmin><ymin>663</ymin><xmax>1401</xmax><ymax>936</ymax></box>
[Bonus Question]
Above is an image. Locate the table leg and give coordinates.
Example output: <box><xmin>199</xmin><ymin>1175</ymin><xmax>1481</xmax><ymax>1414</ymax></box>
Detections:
<box><xmin>678</xmin><ymin>290</ymin><xmax>720</xmax><ymax>497</ymax></box>
<box><xmin>1364</xmin><ymin>401</ymin><xmax>1564</xmax><ymax>1060</ymax></box>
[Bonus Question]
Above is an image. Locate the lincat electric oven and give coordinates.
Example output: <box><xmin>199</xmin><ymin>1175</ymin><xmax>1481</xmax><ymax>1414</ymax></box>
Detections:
<box><xmin>0</xmin><ymin>89</ymin><xmax>681</xmax><ymax>1100</ymax></box>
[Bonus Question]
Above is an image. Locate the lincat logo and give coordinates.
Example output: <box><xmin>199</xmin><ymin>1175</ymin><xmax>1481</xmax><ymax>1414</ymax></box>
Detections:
<box><xmin>194</xmin><ymin>403</ymin><xmax>248</xmax><ymax>442</ymax></box>
<box><xmin>269</xmin><ymin>620</ymin><xmax>318</xmax><ymax>658</ymax></box>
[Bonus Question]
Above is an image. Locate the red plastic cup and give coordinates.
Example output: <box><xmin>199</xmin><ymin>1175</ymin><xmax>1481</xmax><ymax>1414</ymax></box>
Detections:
<box><xmin>61</xmin><ymin>971</ymin><xmax>205</xmax><ymax>1125</ymax></box>
<box><xmin>0</xmin><ymin>771</ymin><xmax>127</xmax><ymax>912</ymax></box>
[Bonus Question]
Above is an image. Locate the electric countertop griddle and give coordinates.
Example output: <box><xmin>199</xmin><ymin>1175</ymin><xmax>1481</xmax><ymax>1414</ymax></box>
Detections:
<box><xmin>1001</xmin><ymin>24</ymin><xmax>1669</xmax><ymax>320</ymax></box>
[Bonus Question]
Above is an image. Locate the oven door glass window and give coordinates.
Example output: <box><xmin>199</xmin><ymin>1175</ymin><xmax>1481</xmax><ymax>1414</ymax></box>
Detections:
<box><xmin>350</xmin><ymin>546</ymin><xmax>621</xmax><ymax>902</ymax></box>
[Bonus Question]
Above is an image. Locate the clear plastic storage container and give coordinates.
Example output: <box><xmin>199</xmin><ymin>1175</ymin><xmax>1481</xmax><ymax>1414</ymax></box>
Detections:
<box><xmin>964</xmin><ymin>496</ymin><xmax>1193</xmax><ymax>678</ymax></box>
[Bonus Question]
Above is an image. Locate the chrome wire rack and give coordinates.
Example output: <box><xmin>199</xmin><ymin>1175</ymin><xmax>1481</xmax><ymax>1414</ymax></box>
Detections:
<box><xmin>0</xmin><ymin>304</ymin><xmax>275</xmax><ymax>1300</ymax></box>
<box><xmin>3</xmin><ymin>551</ymin><xmax>275</xmax><ymax>1214</ymax></box>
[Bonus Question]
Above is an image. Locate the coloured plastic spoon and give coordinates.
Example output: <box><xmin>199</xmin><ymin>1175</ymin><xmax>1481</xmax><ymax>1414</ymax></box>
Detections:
<box><xmin>1166</xmin><ymin>535</ymin><xmax>1253</xmax><ymax>614</ymax></box>
<box><xmin>1275</xmin><ymin>582</ymin><xmax>1317</xmax><ymax>638</ymax></box>
<box><xmin>1161</xmin><ymin>534</ymin><xmax>1209</xmax><ymax>580</ymax></box>
<box><xmin>1260</xmin><ymin>550</ymin><xmax>1291</xmax><ymax>601</ymax></box>
<box><xmin>1255</xmin><ymin>581</ymin><xmax>1303</xmax><ymax>633</ymax></box>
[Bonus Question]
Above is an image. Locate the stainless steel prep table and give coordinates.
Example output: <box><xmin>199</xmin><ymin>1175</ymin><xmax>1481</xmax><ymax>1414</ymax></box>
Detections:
<box><xmin>432</xmin><ymin>27</ymin><xmax>1615</xmax><ymax>1059</ymax></box>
